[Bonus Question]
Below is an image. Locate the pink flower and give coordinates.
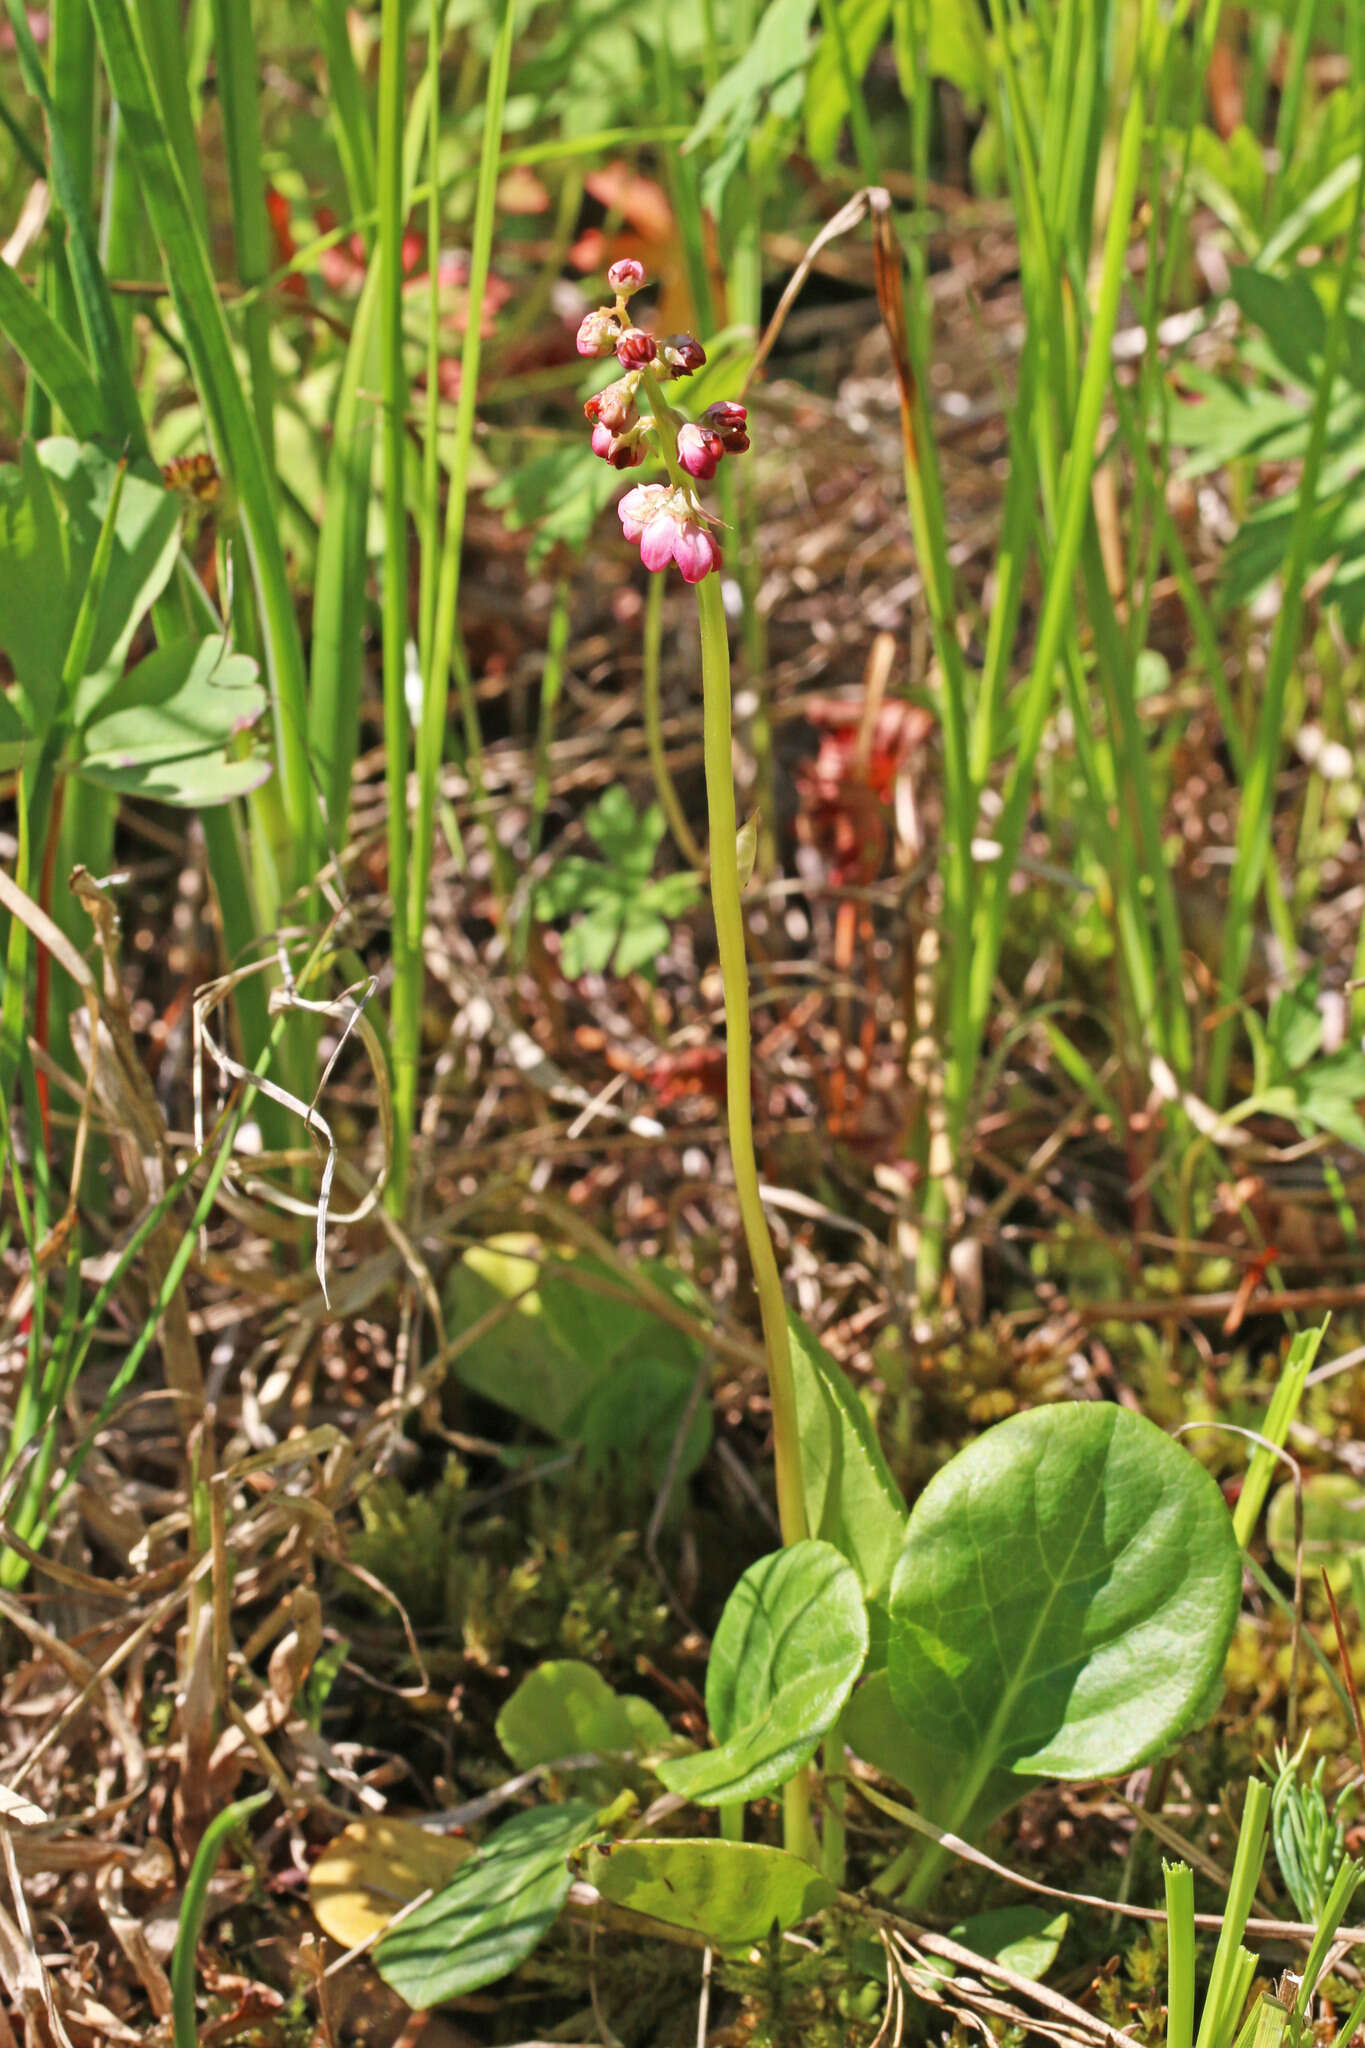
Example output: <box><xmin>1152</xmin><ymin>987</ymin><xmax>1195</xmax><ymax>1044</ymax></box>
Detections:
<box><xmin>676</xmin><ymin>422</ymin><xmax>724</xmax><ymax>480</ymax></box>
<box><xmin>672</xmin><ymin>519</ymin><xmax>721</xmax><ymax>583</ymax></box>
<box><xmin>639</xmin><ymin>510</ymin><xmax>677</xmax><ymax>572</ymax></box>
<box><xmin>576</xmin><ymin>309</ymin><xmax>618</xmax><ymax>357</ymax></box>
<box><xmin>658</xmin><ymin>332</ymin><xmax>706</xmax><ymax>377</ymax></box>
<box><xmin>607</xmin><ymin>257</ymin><xmax>645</xmax><ymax>294</ymax></box>
<box><xmin>702</xmin><ymin>400</ymin><xmax>749</xmax><ymax>453</ymax></box>
<box><xmin>618</xmin><ymin>485</ymin><xmax>722</xmax><ymax>582</ymax></box>
<box><xmin>616</xmin><ymin>326</ymin><xmax>656</xmax><ymax>370</ymax></box>
<box><xmin>591</xmin><ymin>421</ymin><xmax>645</xmax><ymax>468</ymax></box>
<box><xmin>619</xmin><ymin>484</ymin><xmax>670</xmax><ymax>543</ymax></box>
<box><xmin>584</xmin><ymin>375</ymin><xmax>636</xmax><ymax>432</ymax></box>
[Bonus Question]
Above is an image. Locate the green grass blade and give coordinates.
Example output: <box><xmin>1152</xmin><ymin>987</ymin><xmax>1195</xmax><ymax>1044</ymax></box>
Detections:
<box><xmin>0</xmin><ymin>259</ymin><xmax>105</xmax><ymax>437</ymax></box>
<box><xmin>1164</xmin><ymin>1861</ymin><xmax>1196</xmax><ymax>2048</ymax></box>
<box><xmin>1211</xmin><ymin>144</ymin><xmax>1365</xmax><ymax>1102</ymax></box>
<box><xmin>315</xmin><ymin>0</ymin><xmax>376</xmax><ymax>222</ymax></box>
<box><xmin>968</xmin><ymin>31</ymin><xmax>1150</xmax><ymax>1048</ymax></box>
<box><xmin>3</xmin><ymin>0</ymin><xmax>144</xmax><ymax>445</ymax></box>
<box><xmin>208</xmin><ymin>0</ymin><xmax>277</xmax><ymax>478</ymax></box>
<box><xmin>85</xmin><ymin>0</ymin><xmax>315</xmax><ymax>874</ymax></box>
<box><xmin>395</xmin><ymin>0</ymin><xmax>517</xmax><ymax>1200</ymax></box>
<box><xmin>1234</xmin><ymin>1321</ymin><xmax>1327</xmax><ymax>1547</ymax></box>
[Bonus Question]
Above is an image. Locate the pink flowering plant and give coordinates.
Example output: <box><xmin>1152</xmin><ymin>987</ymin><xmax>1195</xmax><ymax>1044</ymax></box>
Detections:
<box><xmin>577</xmin><ymin>259</ymin><xmax>749</xmax><ymax>585</ymax></box>
<box><xmin>579</xmin><ymin>264</ymin><xmax>814</xmax><ymax>1856</ymax></box>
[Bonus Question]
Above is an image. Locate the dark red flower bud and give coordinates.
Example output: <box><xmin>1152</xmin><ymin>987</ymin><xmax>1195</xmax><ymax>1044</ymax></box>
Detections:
<box><xmin>658</xmin><ymin>332</ymin><xmax>707</xmax><ymax>378</ymax></box>
<box><xmin>615</xmin><ymin>326</ymin><xmax>657</xmax><ymax>370</ymax></box>
<box><xmin>702</xmin><ymin>400</ymin><xmax>749</xmax><ymax>453</ymax></box>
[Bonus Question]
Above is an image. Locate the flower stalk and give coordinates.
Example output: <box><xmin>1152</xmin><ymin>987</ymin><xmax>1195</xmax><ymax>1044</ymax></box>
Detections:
<box><xmin>695</xmin><ymin>567</ymin><xmax>808</xmax><ymax>1553</ymax></box>
<box><xmin>582</xmin><ymin>263</ymin><xmax>813</xmax><ymax>1852</ymax></box>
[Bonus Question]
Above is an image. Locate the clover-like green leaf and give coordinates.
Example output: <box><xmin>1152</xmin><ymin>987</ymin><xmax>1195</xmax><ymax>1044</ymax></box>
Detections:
<box><xmin>580</xmin><ymin>1838</ymin><xmax>834</xmax><ymax>1949</ymax></box>
<box><xmin>76</xmin><ymin>637</ymin><xmax>269</xmax><ymax>807</ymax></box>
<box><xmin>535</xmin><ymin>792</ymin><xmax>700</xmax><ymax>983</ymax></box>
<box><xmin>375</xmin><ymin>1800</ymin><xmax>597</xmax><ymax>2009</ymax></box>
<box><xmin>886</xmin><ymin>1403</ymin><xmax>1241</xmax><ymax>1842</ymax></box>
<box><xmin>658</xmin><ymin>1540</ymin><xmax>868</xmax><ymax>1806</ymax></box>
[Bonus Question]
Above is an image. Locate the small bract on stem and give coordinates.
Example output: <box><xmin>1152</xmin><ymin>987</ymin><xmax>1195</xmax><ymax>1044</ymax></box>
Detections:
<box><xmin>581</xmin><ymin>264</ymin><xmax>813</xmax><ymax>1859</ymax></box>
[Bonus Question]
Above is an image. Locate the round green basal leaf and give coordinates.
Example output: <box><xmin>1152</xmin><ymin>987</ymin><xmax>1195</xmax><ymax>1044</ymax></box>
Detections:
<box><xmin>1267</xmin><ymin>1472</ymin><xmax>1365</xmax><ymax>1592</ymax></box>
<box><xmin>950</xmin><ymin>1906</ymin><xmax>1069</xmax><ymax>1983</ymax></box>
<box><xmin>496</xmin><ymin>1659</ymin><xmax>671</xmax><ymax>1772</ymax></box>
<box><xmin>580</xmin><ymin>1838</ymin><xmax>835</xmax><ymax>1949</ymax></box>
<box><xmin>886</xmin><ymin>1403</ymin><xmax>1241</xmax><ymax>1839</ymax></box>
<box><xmin>658</xmin><ymin>1540</ymin><xmax>868</xmax><ymax>1807</ymax></box>
<box><xmin>375</xmin><ymin>1800</ymin><xmax>596</xmax><ymax>2010</ymax></box>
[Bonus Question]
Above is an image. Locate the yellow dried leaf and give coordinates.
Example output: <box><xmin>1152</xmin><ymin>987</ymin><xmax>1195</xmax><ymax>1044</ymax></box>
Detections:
<box><xmin>309</xmin><ymin>1816</ymin><xmax>472</xmax><ymax>1950</ymax></box>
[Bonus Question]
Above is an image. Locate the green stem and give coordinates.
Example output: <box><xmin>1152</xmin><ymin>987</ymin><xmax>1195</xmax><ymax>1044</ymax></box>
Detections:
<box><xmin>695</xmin><ymin>572</ymin><xmax>806</xmax><ymax>1552</ymax></box>
<box><xmin>172</xmin><ymin>1791</ymin><xmax>272</xmax><ymax>2048</ymax></box>
<box><xmin>377</xmin><ymin>0</ymin><xmax>414</xmax><ymax>1209</ymax></box>
<box><xmin>821</xmin><ymin>1719</ymin><xmax>847</xmax><ymax>1885</ymax></box>
<box><xmin>643</xmin><ymin>571</ymin><xmax>704</xmax><ymax>871</ymax></box>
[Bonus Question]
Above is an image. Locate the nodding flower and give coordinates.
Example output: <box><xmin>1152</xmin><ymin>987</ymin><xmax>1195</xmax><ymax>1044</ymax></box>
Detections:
<box><xmin>676</xmin><ymin>422</ymin><xmax>725</xmax><ymax>481</ymax></box>
<box><xmin>619</xmin><ymin>485</ymin><xmax>722</xmax><ymax>584</ymax></box>
<box><xmin>584</xmin><ymin>376</ymin><xmax>637</xmax><ymax>434</ymax></box>
<box><xmin>592</xmin><ymin>422</ymin><xmax>646</xmax><ymax>469</ymax></box>
<box><xmin>578</xmin><ymin>266</ymin><xmax>749</xmax><ymax>581</ymax></box>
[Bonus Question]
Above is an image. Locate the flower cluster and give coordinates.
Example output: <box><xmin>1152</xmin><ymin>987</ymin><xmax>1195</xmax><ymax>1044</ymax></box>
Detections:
<box><xmin>576</xmin><ymin>262</ymin><xmax>748</xmax><ymax>583</ymax></box>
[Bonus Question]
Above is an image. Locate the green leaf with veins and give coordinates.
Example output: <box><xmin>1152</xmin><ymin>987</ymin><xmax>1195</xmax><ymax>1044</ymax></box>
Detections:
<box><xmin>580</xmin><ymin>1838</ymin><xmax>834</xmax><ymax>1949</ymax></box>
<box><xmin>658</xmin><ymin>1540</ymin><xmax>868</xmax><ymax>1806</ymax></box>
<box><xmin>376</xmin><ymin>1800</ymin><xmax>597</xmax><ymax>2009</ymax></box>
<box><xmin>885</xmin><ymin>1403</ymin><xmax>1240</xmax><ymax>1844</ymax></box>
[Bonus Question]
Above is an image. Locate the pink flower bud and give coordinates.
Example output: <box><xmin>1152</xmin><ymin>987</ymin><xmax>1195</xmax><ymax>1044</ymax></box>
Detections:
<box><xmin>658</xmin><ymin>332</ymin><xmax>706</xmax><ymax>378</ymax></box>
<box><xmin>616</xmin><ymin>326</ymin><xmax>656</xmax><ymax>370</ymax></box>
<box><xmin>607</xmin><ymin>257</ymin><xmax>645</xmax><ymax>294</ymax></box>
<box><xmin>576</xmin><ymin>308</ymin><xmax>619</xmax><ymax>357</ymax></box>
<box><xmin>584</xmin><ymin>376</ymin><xmax>636</xmax><ymax>433</ymax></box>
<box><xmin>702</xmin><ymin>400</ymin><xmax>749</xmax><ymax>453</ymax></box>
<box><xmin>619</xmin><ymin>483</ymin><xmax>670</xmax><ymax>542</ymax></box>
<box><xmin>672</xmin><ymin>519</ymin><xmax>721</xmax><ymax>583</ymax></box>
<box><xmin>676</xmin><ymin>421</ymin><xmax>724</xmax><ymax>480</ymax></box>
<box><xmin>591</xmin><ymin>421</ymin><xmax>645</xmax><ymax>469</ymax></box>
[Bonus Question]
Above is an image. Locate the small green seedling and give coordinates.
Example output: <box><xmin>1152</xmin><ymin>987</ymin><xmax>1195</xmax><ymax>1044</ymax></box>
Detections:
<box><xmin>534</xmin><ymin>785</ymin><xmax>702</xmax><ymax>981</ymax></box>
